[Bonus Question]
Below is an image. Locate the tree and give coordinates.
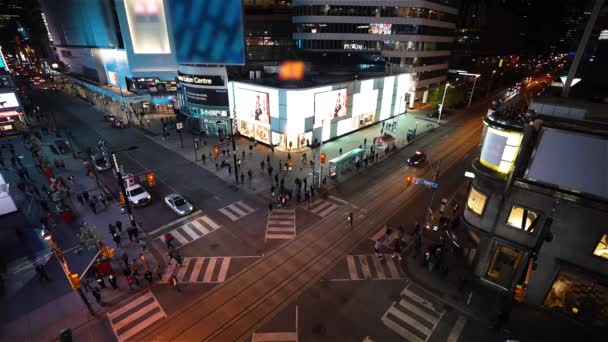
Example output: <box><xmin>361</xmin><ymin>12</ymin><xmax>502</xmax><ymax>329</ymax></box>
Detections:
<box><xmin>78</xmin><ymin>222</ymin><xmax>100</xmax><ymax>250</ymax></box>
<box><xmin>426</xmin><ymin>85</ymin><xmax>466</xmax><ymax>108</ymax></box>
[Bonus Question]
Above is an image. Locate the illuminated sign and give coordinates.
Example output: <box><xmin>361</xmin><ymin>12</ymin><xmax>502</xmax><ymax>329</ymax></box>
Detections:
<box><xmin>0</xmin><ymin>92</ymin><xmax>21</xmax><ymax>110</ymax></box>
<box><xmin>108</xmin><ymin>71</ymin><xmax>119</xmax><ymax>86</ymax></box>
<box><xmin>599</xmin><ymin>29</ymin><xmax>608</xmax><ymax>40</ymax></box>
<box><xmin>369</xmin><ymin>24</ymin><xmax>392</xmax><ymax>34</ymax></box>
<box><xmin>235</xmin><ymin>88</ymin><xmax>271</xmax><ymax>125</ymax></box>
<box><xmin>279</xmin><ymin>61</ymin><xmax>305</xmax><ymax>81</ymax></box>
<box><xmin>0</xmin><ymin>46</ymin><xmax>5</xmax><ymax>70</ymax></box>
<box><xmin>177</xmin><ymin>72</ymin><xmax>224</xmax><ymax>86</ymax></box>
<box><xmin>560</xmin><ymin>76</ymin><xmax>582</xmax><ymax>87</ymax></box>
<box><xmin>480</xmin><ymin>125</ymin><xmax>523</xmax><ymax>174</ymax></box>
<box><xmin>124</xmin><ymin>0</ymin><xmax>171</xmax><ymax>54</ymax></box>
<box><xmin>314</xmin><ymin>89</ymin><xmax>348</xmax><ymax>124</ymax></box>
<box><xmin>183</xmin><ymin>86</ymin><xmax>229</xmax><ymax>106</ymax></box>
<box><xmin>0</xmin><ymin>110</ymin><xmax>22</xmax><ymax>117</ymax></box>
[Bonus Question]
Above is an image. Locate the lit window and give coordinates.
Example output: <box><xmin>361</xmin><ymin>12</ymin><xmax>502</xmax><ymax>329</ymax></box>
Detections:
<box><xmin>467</xmin><ymin>187</ymin><xmax>487</xmax><ymax>216</ymax></box>
<box><xmin>593</xmin><ymin>234</ymin><xmax>608</xmax><ymax>259</ymax></box>
<box><xmin>506</xmin><ymin>205</ymin><xmax>539</xmax><ymax>232</ymax></box>
<box><xmin>486</xmin><ymin>244</ymin><xmax>522</xmax><ymax>288</ymax></box>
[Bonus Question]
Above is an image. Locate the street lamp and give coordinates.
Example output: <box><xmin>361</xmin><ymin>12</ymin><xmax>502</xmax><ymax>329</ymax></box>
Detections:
<box><xmin>459</xmin><ymin>73</ymin><xmax>481</xmax><ymax>110</ymax></box>
<box><xmin>318</xmin><ymin>119</ymin><xmax>326</xmax><ymax>187</ymax></box>
<box><xmin>42</xmin><ymin>231</ymin><xmax>95</xmax><ymax>315</ymax></box>
<box><xmin>221</xmin><ymin>115</ymin><xmax>240</xmax><ymax>185</ymax></box>
<box><xmin>110</xmin><ymin>146</ymin><xmax>139</xmax><ymax>228</ymax></box>
<box><xmin>438</xmin><ymin>82</ymin><xmax>450</xmax><ymax>124</ymax></box>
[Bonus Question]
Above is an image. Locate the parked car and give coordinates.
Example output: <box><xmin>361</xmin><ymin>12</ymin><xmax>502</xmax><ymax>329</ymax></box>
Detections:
<box><xmin>407</xmin><ymin>150</ymin><xmax>427</xmax><ymax>166</ymax></box>
<box><xmin>91</xmin><ymin>154</ymin><xmax>111</xmax><ymax>171</ymax></box>
<box><xmin>164</xmin><ymin>193</ymin><xmax>194</xmax><ymax>216</ymax></box>
<box><xmin>426</xmin><ymin>110</ymin><xmax>448</xmax><ymax>119</ymax></box>
<box><xmin>112</xmin><ymin>119</ymin><xmax>126</xmax><ymax>128</ymax></box>
<box><xmin>126</xmin><ymin>184</ymin><xmax>151</xmax><ymax>207</ymax></box>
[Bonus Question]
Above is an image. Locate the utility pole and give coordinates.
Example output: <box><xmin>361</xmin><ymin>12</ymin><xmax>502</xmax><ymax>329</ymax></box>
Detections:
<box><xmin>228</xmin><ymin>114</ymin><xmax>239</xmax><ymax>185</ymax></box>
<box><xmin>110</xmin><ymin>147</ymin><xmax>138</xmax><ymax>228</ymax></box>
<box><xmin>425</xmin><ymin>159</ymin><xmax>441</xmax><ymax>228</ymax></box>
<box><xmin>438</xmin><ymin>82</ymin><xmax>449</xmax><ymax>124</ymax></box>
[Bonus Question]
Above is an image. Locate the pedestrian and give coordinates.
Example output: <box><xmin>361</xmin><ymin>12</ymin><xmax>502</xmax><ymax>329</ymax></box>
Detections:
<box><xmin>240</xmin><ymin>173</ymin><xmax>245</xmax><ymax>185</ymax></box>
<box><xmin>413</xmin><ymin>221</ymin><xmax>421</xmax><ymax>236</ymax></box>
<box><xmin>109</xmin><ymin>223</ymin><xmax>116</xmax><ymax>235</ymax></box>
<box><xmin>157</xmin><ymin>264</ymin><xmax>163</xmax><ymax>280</ymax></box>
<box><xmin>82</xmin><ymin>191</ymin><xmax>89</xmax><ymax>203</ymax></box>
<box><xmin>268</xmin><ymin>166</ymin><xmax>273</xmax><ymax>177</ymax></box>
<box><xmin>305</xmin><ymin>191</ymin><xmax>310</xmax><ymax>206</ymax></box>
<box><xmin>215</xmin><ymin>162</ymin><xmax>219</xmax><ymax>171</ymax></box>
<box><xmin>248</xmin><ymin>168</ymin><xmax>253</xmax><ymax>181</ymax></box>
<box><xmin>89</xmin><ymin>199</ymin><xmax>97</xmax><ymax>214</ymax></box>
<box><xmin>35</xmin><ymin>264</ymin><xmax>50</xmax><ymax>281</ymax></box>
<box><xmin>127</xmin><ymin>226</ymin><xmax>134</xmax><ymax>242</ymax></box>
<box><xmin>112</xmin><ymin>232</ymin><xmax>121</xmax><ymax>248</ymax></box>
<box><xmin>260</xmin><ymin>160</ymin><xmax>265</xmax><ymax>171</ymax></box>
<box><xmin>139</xmin><ymin>253</ymin><xmax>147</xmax><ymax>270</ymax></box>
<box><xmin>39</xmin><ymin>200</ymin><xmax>49</xmax><ymax>212</ymax></box>
<box><xmin>126</xmin><ymin>273</ymin><xmax>134</xmax><ymax>290</ymax></box>
<box><xmin>115</xmin><ymin>220</ymin><xmax>123</xmax><ymax>233</ymax></box>
<box><xmin>144</xmin><ymin>271</ymin><xmax>153</xmax><ymax>285</ymax></box>
<box><xmin>164</xmin><ymin>233</ymin><xmax>175</xmax><ymax>249</ymax></box>
<box><xmin>202</xmin><ymin>154</ymin><xmax>207</xmax><ymax>164</ymax></box>
<box><xmin>303</xmin><ymin>178</ymin><xmax>307</xmax><ymax>189</ymax></box>
<box><xmin>392</xmin><ymin>237</ymin><xmax>403</xmax><ymax>260</ymax></box>
<box><xmin>374</xmin><ymin>240</ymin><xmax>384</xmax><ymax>261</ymax></box>
<box><xmin>274</xmin><ymin>173</ymin><xmax>279</xmax><ymax>185</ymax></box>
<box><xmin>98</xmin><ymin>193</ymin><xmax>106</xmax><ymax>206</ymax></box>
<box><xmin>170</xmin><ymin>274</ymin><xmax>181</xmax><ymax>292</ymax></box>
<box><xmin>169</xmin><ymin>250</ymin><xmax>183</xmax><ymax>266</ymax></box>
<box><xmin>241</xmin><ymin>150</ymin><xmax>245</xmax><ymax>160</ymax></box>
<box><xmin>266</xmin><ymin>154</ymin><xmax>270</xmax><ymax>164</ymax></box>
<box><xmin>139</xmin><ymin>239</ymin><xmax>147</xmax><ymax>252</ymax></box>
<box><xmin>95</xmin><ymin>273</ymin><xmax>107</xmax><ymax>289</ymax></box>
<box><xmin>108</xmin><ymin>273</ymin><xmax>119</xmax><ymax>289</ymax></box>
<box><xmin>92</xmin><ymin>287</ymin><xmax>102</xmax><ymax>304</ymax></box>
<box><xmin>348</xmin><ymin>212</ymin><xmax>353</xmax><ymax>227</ymax></box>
<box><xmin>121</xmin><ymin>252</ymin><xmax>130</xmax><ymax>268</ymax></box>
<box><xmin>310</xmin><ymin>185</ymin><xmax>315</xmax><ymax>197</ymax></box>
<box><xmin>268</xmin><ymin>201</ymin><xmax>273</xmax><ymax>215</ymax></box>
<box><xmin>287</xmin><ymin>152</ymin><xmax>291</xmax><ymax>161</ymax></box>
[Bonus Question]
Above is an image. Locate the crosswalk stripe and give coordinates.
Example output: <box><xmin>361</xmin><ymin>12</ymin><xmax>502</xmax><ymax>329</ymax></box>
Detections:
<box><xmin>190</xmin><ymin>220</ymin><xmax>209</xmax><ymax>234</ymax></box>
<box><xmin>112</xmin><ymin>300</ymin><xmax>156</xmax><ymax>331</ymax></box>
<box><xmin>372</xmin><ymin>255</ymin><xmax>386</xmax><ymax>279</ymax></box>
<box><xmin>382</xmin><ymin>314</ymin><xmax>424</xmax><ymax>342</ymax></box>
<box><xmin>268</xmin><ymin>227</ymin><xmax>295</xmax><ymax>232</ymax></box>
<box><xmin>266</xmin><ymin>234</ymin><xmax>295</xmax><ymax>239</ymax></box>
<box><xmin>218</xmin><ymin>207</ymin><xmax>239</xmax><ymax>221</ymax></box>
<box><xmin>386</xmin><ymin>257</ymin><xmax>401</xmax><ymax>278</ymax></box>
<box><xmin>203</xmin><ymin>258</ymin><xmax>217</xmax><ymax>283</ymax></box>
<box><xmin>273</xmin><ymin>208</ymin><xmax>293</xmax><ymax>213</ymax></box>
<box><xmin>237</xmin><ymin>200</ymin><xmax>255</xmax><ymax>213</ymax></box>
<box><xmin>318</xmin><ymin>203</ymin><xmax>338</xmax><ymax>217</ymax></box>
<box><xmin>268</xmin><ymin>220</ymin><xmax>293</xmax><ymax>225</ymax></box>
<box><xmin>447</xmin><ymin>315</ymin><xmax>467</xmax><ymax>342</ymax></box>
<box><xmin>176</xmin><ymin>260</ymin><xmax>189</xmax><ymax>280</ymax></box>
<box><xmin>108</xmin><ymin>292</ymin><xmax>155</xmax><ymax>320</ymax></box>
<box><xmin>399</xmin><ymin>298</ymin><xmax>439</xmax><ymax>325</ymax></box>
<box><xmin>328</xmin><ymin>195</ymin><xmax>348</xmax><ymax>204</ymax></box>
<box><xmin>200</xmin><ymin>215</ymin><xmax>220</xmax><ymax>229</ymax></box>
<box><xmin>228</xmin><ymin>205</ymin><xmax>247</xmax><ymax>217</ymax></box>
<box><xmin>388</xmin><ymin>303</ymin><xmax>432</xmax><ymax>336</ymax></box>
<box><xmin>190</xmin><ymin>258</ymin><xmax>205</xmax><ymax>281</ymax></box>
<box><xmin>181</xmin><ymin>225</ymin><xmax>200</xmax><ymax>240</ymax></box>
<box><xmin>118</xmin><ymin>310</ymin><xmax>165</xmax><ymax>342</ymax></box>
<box><xmin>346</xmin><ymin>256</ymin><xmax>360</xmax><ymax>280</ymax></box>
<box><xmin>171</xmin><ymin>230</ymin><xmax>189</xmax><ymax>245</ymax></box>
<box><xmin>217</xmin><ymin>257</ymin><xmax>230</xmax><ymax>282</ymax></box>
<box><xmin>359</xmin><ymin>256</ymin><xmax>372</xmax><ymax>279</ymax></box>
<box><xmin>148</xmin><ymin>210</ymin><xmax>202</xmax><ymax>235</ymax></box>
<box><xmin>252</xmin><ymin>332</ymin><xmax>298</xmax><ymax>341</ymax></box>
<box><xmin>266</xmin><ymin>208</ymin><xmax>296</xmax><ymax>241</ymax></box>
<box><xmin>401</xmin><ymin>288</ymin><xmax>441</xmax><ymax>313</ymax></box>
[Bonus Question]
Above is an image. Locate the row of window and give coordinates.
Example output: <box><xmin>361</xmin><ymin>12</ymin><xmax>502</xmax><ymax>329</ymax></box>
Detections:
<box><xmin>295</xmin><ymin>23</ymin><xmax>455</xmax><ymax>37</ymax></box>
<box><xmin>385</xmin><ymin>56</ymin><xmax>450</xmax><ymax>66</ymax></box>
<box><xmin>298</xmin><ymin>39</ymin><xmax>452</xmax><ymax>52</ymax></box>
<box><xmin>294</xmin><ymin>5</ymin><xmax>457</xmax><ymax>23</ymax></box>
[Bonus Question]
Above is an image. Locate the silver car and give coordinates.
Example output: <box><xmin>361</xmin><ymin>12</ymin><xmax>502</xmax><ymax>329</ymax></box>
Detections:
<box><xmin>164</xmin><ymin>194</ymin><xmax>193</xmax><ymax>216</ymax></box>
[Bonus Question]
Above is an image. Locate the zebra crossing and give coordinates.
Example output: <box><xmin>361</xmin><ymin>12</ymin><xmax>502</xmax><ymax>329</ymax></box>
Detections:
<box><xmin>307</xmin><ymin>195</ymin><xmax>348</xmax><ymax>217</ymax></box>
<box><xmin>370</xmin><ymin>226</ymin><xmax>401</xmax><ymax>248</ymax></box>
<box><xmin>381</xmin><ymin>286</ymin><xmax>445</xmax><ymax>342</ymax></box>
<box><xmin>161</xmin><ymin>257</ymin><xmax>231</xmax><ymax>283</ymax></box>
<box><xmin>266</xmin><ymin>208</ymin><xmax>296</xmax><ymax>241</ymax></box>
<box><xmin>107</xmin><ymin>291</ymin><xmax>166</xmax><ymax>342</ymax></box>
<box><xmin>219</xmin><ymin>200</ymin><xmax>256</xmax><ymax>221</ymax></box>
<box><xmin>344</xmin><ymin>254</ymin><xmax>405</xmax><ymax>280</ymax></box>
<box><xmin>151</xmin><ymin>211</ymin><xmax>221</xmax><ymax>248</ymax></box>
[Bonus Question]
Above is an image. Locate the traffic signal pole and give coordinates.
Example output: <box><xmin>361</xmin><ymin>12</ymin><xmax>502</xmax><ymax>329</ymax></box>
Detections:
<box><xmin>425</xmin><ymin>159</ymin><xmax>441</xmax><ymax>229</ymax></box>
<box><xmin>111</xmin><ymin>152</ymin><xmax>137</xmax><ymax>228</ymax></box>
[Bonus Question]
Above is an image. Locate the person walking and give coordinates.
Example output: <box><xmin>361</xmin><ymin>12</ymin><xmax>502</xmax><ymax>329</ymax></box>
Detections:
<box><xmin>95</xmin><ymin>273</ymin><xmax>107</xmax><ymax>289</ymax></box>
<box><xmin>92</xmin><ymin>287</ymin><xmax>102</xmax><ymax>305</ymax></box>
<box><xmin>240</xmin><ymin>173</ymin><xmax>245</xmax><ymax>185</ymax></box>
<box><xmin>268</xmin><ymin>166</ymin><xmax>273</xmax><ymax>177</ymax></box>
<box><xmin>108</xmin><ymin>273</ymin><xmax>119</xmax><ymax>289</ymax></box>
<box><xmin>374</xmin><ymin>240</ymin><xmax>384</xmax><ymax>261</ymax></box>
<box><xmin>121</xmin><ymin>252</ymin><xmax>130</xmax><ymax>269</ymax></box>
<box><xmin>247</xmin><ymin>169</ymin><xmax>253</xmax><ymax>183</ymax></box>
<box><xmin>164</xmin><ymin>233</ymin><xmax>175</xmax><ymax>250</ymax></box>
<box><xmin>115</xmin><ymin>220</ymin><xmax>123</xmax><ymax>233</ymax></box>
<box><xmin>304</xmin><ymin>191</ymin><xmax>310</xmax><ymax>206</ymax></box>
<box><xmin>35</xmin><ymin>264</ymin><xmax>50</xmax><ymax>281</ymax></box>
<box><xmin>139</xmin><ymin>239</ymin><xmax>147</xmax><ymax>253</ymax></box>
<box><xmin>202</xmin><ymin>153</ymin><xmax>207</xmax><ymax>164</ymax></box>
<box><xmin>260</xmin><ymin>160</ymin><xmax>265</xmax><ymax>171</ymax></box>
<box><xmin>98</xmin><ymin>193</ymin><xmax>106</xmax><ymax>207</ymax></box>
<box><xmin>347</xmin><ymin>212</ymin><xmax>354</xmax><ymax>228</ymax></box>
<box><xmin>108</xmin><ymin>223</ymin><xmax>117</xmax><ymax>236</ymax></box>
<box><xmin>392</xmin><ymin>237</ymin><xmax>403</xmax><ymax>260</ymax></box>
<box><xmin>169</xmin><ymin>250</ymin><xmax>183</xmax><ymax>266</ymax></box>
<box><xmin>89</xmin><ymin>199</ymin><xmax>97</xmax><ymax>214</ymax></box>
<box><xmin>82</xmin><ymin>191</ymin><xmax>89</xmax><ymax>203</ymax></box>
<box><xmin>144</xmin><ymin>271</ymin><xmax>153</xmax><ymax>285</ymax></box>
<box><xmin>268</xmin><ymin>201</ymin><xmax>273</xmax><ymax>215</ymax></box>
<box><xmin>112</xmin><ymin>232</ymin><xmax>122</xmax><ymax>248</ymax></box>
<box><xmin>170</xmin><ymin>274</ymin><xmax>181</xmax><ymax>293</ymax></box>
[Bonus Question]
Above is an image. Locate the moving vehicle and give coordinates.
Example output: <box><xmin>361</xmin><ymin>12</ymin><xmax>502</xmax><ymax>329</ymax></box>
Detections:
<box><xmin>125</xmin><ymin>184</ymin><xmax>151</xmax><ymax>207</ymax></box>
<box><xmin>91</xmin><ymin>154</ymin><xmax>111</xmax><ymax>171</ymax></box>
<box><xmin>407</xmin><ymin>150</ymin><xmax>427</xmax><ymax>166</ymax></box>
<box><xmin>164</xmin><ymin>194</ymin><xmax>193</xmax><ymax>216</ymax></box>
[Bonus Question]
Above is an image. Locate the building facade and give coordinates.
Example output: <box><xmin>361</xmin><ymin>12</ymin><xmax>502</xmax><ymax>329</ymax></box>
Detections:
<box><xmin>461</xmin><ymin>99</ymin><xmax>608</xmax><ymax>329</ymax></box>
<box><xmin>292</xmin><ymin>0</ymin><xmax>457</xmax><ymax>106</ymax></box>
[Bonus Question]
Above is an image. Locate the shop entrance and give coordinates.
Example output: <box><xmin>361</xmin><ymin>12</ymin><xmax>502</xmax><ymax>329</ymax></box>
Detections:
<box><xmin>204</xmin><ymin>120</ymin><xmax>228</xmax><ymax>138</ymax></box>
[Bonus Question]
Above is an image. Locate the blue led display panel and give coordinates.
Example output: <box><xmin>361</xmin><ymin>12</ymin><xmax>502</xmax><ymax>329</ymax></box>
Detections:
<box><xmin>167</xmin><ymin>0</ymin><xmax>245</xmax><ymax>65</ymax></box>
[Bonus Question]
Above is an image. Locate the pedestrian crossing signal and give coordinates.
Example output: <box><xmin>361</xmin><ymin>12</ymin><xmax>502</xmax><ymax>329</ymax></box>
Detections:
<box><xmin>147</xmin><ymin>172</ymin><xmax>156</xmax><ymax>187</ymax></box>
<box><xmin>213</xmin><ymin>146</ymin><xmax>220</xmax><ymax>158</ymax></box>
<box><xmin>320</xmin><ymin>152</ymin><xmax>327</xmax><ymax>164</ymax></box>
<box><xmin>406</xmin><ymin>175</ymin><xmax>414</xmax><ymax>186</ymax></box>
<box><xmin>68</xmin><ymin>273</ymin><xmax>81</xmax><ymax>289</ymax></box>
<box><xmin>119</xmin><ymin>192</ymin><xmax>125</xmax><ymax>204</ymax></box>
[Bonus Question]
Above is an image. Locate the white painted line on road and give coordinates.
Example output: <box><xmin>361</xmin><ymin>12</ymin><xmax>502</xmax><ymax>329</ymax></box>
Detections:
<box><xmin>446</xmin><ymin>315</ymin><xmax>467</xmax><ymax>342</ymax></box>
<box><xmin>203</xmin><ymin>258</ymin><xmax>217</xmax><ymax>283</ymax></box>
<box><xmin>218</xmin><ymin>207</ymin><xmax>239</xmax><ymax>221</ymax></box>
<box><xmin>190</xmin><ymin>258</ymin><xmax>205</xmax><ymax>281</ymax></box>
<box><xmin>217</xmin><ymin>257</ymin><xmax>230</xmax><ymax>282</ymax></box>
<box><xmin>181</xmin><ymin>225</ymin><xmax>199</xmax><ymax>240</ymax></box>
<box><xmin>148</xmin><ymin>210</ymin><xmax>201</xmax><ymax>235</ymax></box>
<box><xmin>229</xmin><ymin>205</ymin><xmax>247</xmax><ymax>217</ymax></box>
<box><xmin>372</xmin><ymin>255</ymin><xmax>386</xmax><ymax>279</ymax></box>
<box><xmin>237</xmin><ymin>200</ymin><xmax>255</xmax><ymax>213</ymax></box>
<box><xmin>190</xmin><ymin>220</ymin><xmax>209</xmax><ymax>235</ymax></box>
<box><xmin>199</xmin><ymin>215</ymin><xmax>220</xmax><ymax>230</ymax></box>
<box><xmin>328</xmin><ymin>195</ymin><xmax>348</xmax><ymax>204</ymax></box>
<box><xmin>346</xmin><ymin>255</ymin><xmax>359</xmax><ymax>280</ymax></box>
<box><xmin>359</xmin><ymin>256</ymin><xmax>372</xmax><ymax>279</ymax></box>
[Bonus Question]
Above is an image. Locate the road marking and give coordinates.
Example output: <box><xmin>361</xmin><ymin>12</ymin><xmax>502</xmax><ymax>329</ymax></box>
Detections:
<box><xmin>446</xmin><ymin>315</ymin><xmax>467</xmax><ymax>342</ymax></box>
<box><xmin>306</xmin><ymin>196</ymin><xmax>347</xmax><ymax>217</ymax></box>
<box><xmin>346</xmin><ymin>256</ymin><xmax>359</xmax><ymax>280</ymax></box>
<box><xmin>153</xmin><ymin>214</ymin><xmax>221</xmax><ymax>248</ymax></box>
<box><xmin>148</xmin><ymin>210</ymin><xmax>202</xmax><ymax>235</ymax></box>
<box><xmin>342</xmin><ymin>255</ymin><xmax>404</xmax><ymax>281</ymax></box>
<box><xmin>218</xmin><ymin>200</ymin><xmax>256</xmax><ymax>221</ymax></box>
<box><xmin>161</xmin><ymin>257</ymin><xmax>232</xmax><ymax>283</ymax></box>
<box><xmin>251</xmin><ymin>305</ymin><xmax>298</xmax><ymax>342</ymax></box>
<box><xmin>107</xmin><ymin>291</ymin><xmax>166</xmax><ymax>342</ymax></box>
<box><xmin>265</xmin><ymin>208</ymin><xmax>296</xmax><ymax>241</ymax></box>
<box><xmin>328</xmin><ymin>195</ymin><xmax>348</xmax><ymax>204</ymax></box>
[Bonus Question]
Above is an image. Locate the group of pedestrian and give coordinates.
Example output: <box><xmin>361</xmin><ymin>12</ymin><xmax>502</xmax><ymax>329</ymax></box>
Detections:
<box><xmin>163</xmin><ymin>234</ymin><xmax>183</xmax><ymax>292</ymax></box>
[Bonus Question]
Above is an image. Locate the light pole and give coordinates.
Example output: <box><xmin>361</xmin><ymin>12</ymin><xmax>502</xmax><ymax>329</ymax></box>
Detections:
<box><xmin>110</xmin><ymin>146</ymin><xmax>138</xmax><ymax>228</ymax></box>
<box><xmin>464</xmin><ymin>74</ymin><xmax>481</xmax><ymax>110</ymax></box>
<box><xmin>438</xmin><ymin>82</ymin><xmax>450</xmax><ymax>124</ymax></box>
<box><xmin>224</xmin><ymin>114</ymin><xmax>240</xmax><ymax>185</ymax></box>
<box><xmin>318</xmin><ymin>119</ymin><xmax>326</xmax><ymax>187</ymax></box>
<box><xmin>42</xmin><ymin>231</ymin><xmax>95</xmax><ymax>316</ymax></box>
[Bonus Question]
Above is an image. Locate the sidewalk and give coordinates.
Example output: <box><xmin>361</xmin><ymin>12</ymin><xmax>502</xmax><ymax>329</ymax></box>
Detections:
<box><xmin>0</xmin><ymin>114</ymin><xmax>161</xmax><ymax>341</ymax></box>
<box><xmin>136</xmin><ymin>108</ymin><xmax>439</xmax><ymax>201</ymax></box>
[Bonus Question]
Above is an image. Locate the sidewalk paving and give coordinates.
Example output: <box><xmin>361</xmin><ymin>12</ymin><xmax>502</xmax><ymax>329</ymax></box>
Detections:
<box><xmin>0</xmin><ymin>112</ymin><xmax>162</xmax><ymax>341</ymax></box>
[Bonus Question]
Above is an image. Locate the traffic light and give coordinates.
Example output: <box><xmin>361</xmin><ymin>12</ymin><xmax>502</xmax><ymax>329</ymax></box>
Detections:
<box><xmin>406</xmin><ymin>175</ymin><xmax>414</xmax><ymax>186</ymax></box>
<box><xmin>320</xmin><ymin>152</ymin><xmax>327</xmax><ymax>164</ymax></box>
<box><xmin>68</xmin><ymin>273</ymin><xmax>81</xmax><ymax>289</ymax></box>
<box><xmin>513</xmin><ymin>284</ymin><xmax>526</xmax><ymax>302</ymax></box>
<box><xmin>213</xmin><ymin>146</ymin><xmax>220</xmax><ymax>158</ymax></box>
<box><xmin>119</xmin><ymin>192</ymin><xmax>125</xmax><ymax>204</ymax></box>
<box><xmin>147</xmin><ymin>172</ymin><xmax>156</xmax><ymax>187</ymax></box>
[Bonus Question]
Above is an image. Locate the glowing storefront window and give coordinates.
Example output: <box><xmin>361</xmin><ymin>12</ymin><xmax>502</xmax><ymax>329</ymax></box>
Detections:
<box><xmin>506</xmin><ymin>205</ymin><xmax>539</xmax><ymax>232</ymax></box>
<box><xmin>466</xmin><ymin>187</ymin><xmax>487</xmax><ymax>216</ymax></box>
<box><xmin>124</xmin><ymin>0</ymin><xmax>171</xmax><ymax>54</ymax></box>
<box><xmin>480</xmin><ymin>126</ymin><xmax>523</xmax><ymax>174</ymax></box>
<box><xmin>593</xmin><ymin>234</ymin><xmax>608</xmax><ymax>259</ymax></box>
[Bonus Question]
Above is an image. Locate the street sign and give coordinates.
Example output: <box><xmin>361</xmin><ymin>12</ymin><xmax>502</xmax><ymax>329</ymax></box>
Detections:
<box><xmin>415</xmin><ymin>177</ymin><xmax>438</xmax><ymax>188</ymax></box>
<box><xmin>176</xmin><ymin>122</ymin><xmax>183</xmax><ymax>130</ymax></box>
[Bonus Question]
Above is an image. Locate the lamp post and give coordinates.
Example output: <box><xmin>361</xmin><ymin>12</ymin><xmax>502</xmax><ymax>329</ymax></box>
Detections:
<box><xmin>318</xmin><ymin>119</ymin><xmax>325</xmax><ymax>187</ymax></box>
<box><xmin>42</xmin><ymin>231</ymin><xmax>95</xmax><ymax>315</ymax></box>
<box><xmin>224</xmin><ymin>114</ymin><xmax>240</xmax><ymax>185</ymax></box>
<box><xmin>466</xmin><ymin>74</ymin><xmax>481</xmax><ymax>110</ymax></box>
<box><xmin>438</xmin><ymin>82</ymin><xmax>449</xmax><ymax>124</ymax></box>
<box><xmin>110</xmin><ymin>146</ymin><xmax>138</xmax><ymax>228</ymax></box>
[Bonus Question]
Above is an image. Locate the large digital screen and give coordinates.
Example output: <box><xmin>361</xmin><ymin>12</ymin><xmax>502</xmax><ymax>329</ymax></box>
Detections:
<box><xmin>167</xmin><ymin>0</ymin><xmax>245</xmax><ymax>65</ymax></box>
<box><xmin>235</xmin><ymin>88</ymin><xmax>271</xmax><ymax>125</ymax></box>
<box><xmin>369</xmin><ymin>24</ymin><xmax>392</xmax><ymax>34</ymax></box>
<box><xmin>0</xmin><ymin>92</ymin><xmax>20</xmax><ymax>110</ymax></box>
<box><xmin>183</xmin><ymin>86</ymin><xmax>229</xmax><ymax>106</ymax></box>
<box><xmin>314</xmin><ymin>89</ymin><xmax>348</xmax><ymax>124</ymax></box>
<box><xmin>124</xmin><ymin>0</ymin><xmax>171</xmax><ymax>54</ymax></box>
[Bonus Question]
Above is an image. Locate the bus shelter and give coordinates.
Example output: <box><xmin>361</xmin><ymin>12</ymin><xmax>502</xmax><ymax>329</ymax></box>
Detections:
<box><xmin>328</xmin><ymin>148</ymin><xmax>365</xmax><ymax>179</ymax></box>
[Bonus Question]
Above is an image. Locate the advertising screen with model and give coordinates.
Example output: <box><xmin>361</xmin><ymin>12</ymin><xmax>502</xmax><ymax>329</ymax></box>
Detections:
<box><xmin>236</xmin><ymin>88</ymin><xmax>271</xmax><ymax>125</ymax></box>
<box><xmin>314</xmin><ymin>89</ymin><xmax>348</xmax><ymax>124</ymax></box>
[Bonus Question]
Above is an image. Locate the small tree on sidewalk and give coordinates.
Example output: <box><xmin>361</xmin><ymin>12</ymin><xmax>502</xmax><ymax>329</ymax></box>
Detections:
<box><xmin>78</xmin><ymin>222</ymin><xmax>100</xmax><ymax>251</ymax></box>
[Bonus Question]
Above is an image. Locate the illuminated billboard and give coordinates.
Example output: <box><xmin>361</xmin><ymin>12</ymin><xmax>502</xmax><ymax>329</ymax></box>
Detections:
<box><xmin>480</xmin><ymin>125</ymin><xmax>523</xmax><ymax>174</ymax></box>
<box><xmin>314</xmin><ymin>89</ymin><xmax>348</xmax><ymax>124</ymax></box>
<box><xmin>0</xmin><ymin>92</ymin><xmax>20</xmax><ymax>110</ymax></box>
<box><xmin>353</xmin><ymin>90</ymin><xmax>378</xmax><ymax>128</ymax></box>
<box><xmin>167</xmin><ymin>0</ymin><xmax>245</xmax><ymax>65</ymax></box>
<box><xmin>235</xmin><ymin>88</ymin><xmax>271</xmax><ymax>125</ymax></box>
<box><xmin>124</xmin><ymin>0</ymin><xmax>171</xmax><ymax>54</ymax></box>
<box><xmin>369</xmin><ymin>24</ymin><xmax>392</xmax><ymax>34</ymax></box>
